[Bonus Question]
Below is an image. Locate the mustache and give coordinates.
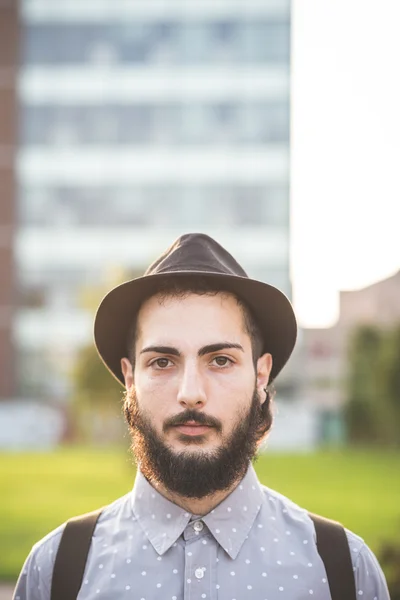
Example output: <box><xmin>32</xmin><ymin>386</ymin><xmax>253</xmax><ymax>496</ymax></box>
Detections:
<box><xmin>163</xmin><ymin>410</ymin><xmax>222</xmax><ymax>432</ymax></box>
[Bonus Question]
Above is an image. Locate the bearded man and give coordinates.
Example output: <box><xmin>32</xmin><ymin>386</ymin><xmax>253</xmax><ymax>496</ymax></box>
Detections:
<box><xmin>13</xmin><ymin>234</ymin><xmax>389</xmax><ymax>600</ymax></box>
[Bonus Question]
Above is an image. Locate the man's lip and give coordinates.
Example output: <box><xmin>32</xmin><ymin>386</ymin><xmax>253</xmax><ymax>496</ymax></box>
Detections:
<box><xmin>173</xmin><ymin>422</ymin><xmax>212</xmax><ymax>435</ymax></box>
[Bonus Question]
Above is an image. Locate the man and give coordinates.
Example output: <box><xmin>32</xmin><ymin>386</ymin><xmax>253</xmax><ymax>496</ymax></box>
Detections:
<box><xmin>14</xmin><ymin>233</ymin><xmax>389</xmax><ymax>600</ymax></box>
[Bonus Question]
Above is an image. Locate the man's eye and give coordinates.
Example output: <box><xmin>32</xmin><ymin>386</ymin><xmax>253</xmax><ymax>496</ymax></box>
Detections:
<box><xmin>151</xmin><ymin>358</ymin><xmax>171</xmax><ymax>369</ymax></box>
<box><xmin>212</xmin><ymin>356</ymin><xmax>232</xmax><ymax>367</ymax></box>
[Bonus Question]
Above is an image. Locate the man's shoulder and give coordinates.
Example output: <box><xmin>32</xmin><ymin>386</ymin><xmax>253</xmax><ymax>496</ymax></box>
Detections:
<box><xmin>32</xmin><ymin>491</ymin><xmax>132</xmax><ymax>563</ymax></box>
<box><xmin>257</xmin><ymin>486</ymin><xmax>388</xmax><ymax>596</ymax></box>
<box><xmin>258</xmin><ymin>483</ymin><xmax>311</xmax><ymax>523</ymax></box>
<box><xmin>258</xmin><ymin>483</ymin><xmax>366</xmax><ymax>549</ymax></box>
<box><xmin>14</xmin><ymin>493</ymin><xmax>133</xmax><ymax>600</ymax></box>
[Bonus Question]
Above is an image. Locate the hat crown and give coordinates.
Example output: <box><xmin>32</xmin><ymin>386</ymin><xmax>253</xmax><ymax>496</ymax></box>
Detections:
<box><xmin>94</xmin><ymin>231</ymin><xmax>297</xmax><ymax>386</ymax></box>
<box><xmin>145</xmin><ymin>233</ymin><xmax>248</xmax><ymax>278</ymax></box>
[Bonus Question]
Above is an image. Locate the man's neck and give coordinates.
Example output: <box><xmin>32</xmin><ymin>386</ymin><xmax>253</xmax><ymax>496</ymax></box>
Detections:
<box><xmin>150</xmin><ymin>478</ymin><xmax>243</xmax><ymax>516</ymax></box>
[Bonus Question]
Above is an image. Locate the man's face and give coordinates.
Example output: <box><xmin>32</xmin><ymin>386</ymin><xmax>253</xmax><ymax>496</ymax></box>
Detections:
<box><xmin>121</xmin><ymin>292</ymin><xmax>272</xmax><ymax>496</ymax></box>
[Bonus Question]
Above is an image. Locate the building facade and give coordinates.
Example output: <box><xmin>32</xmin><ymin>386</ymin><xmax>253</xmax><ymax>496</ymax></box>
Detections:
<box><xmin>0</xmin><ymin>1</ymin><xmax>18</xmax><ymax>400</ymax></box>
<box><xmin>300</xmin><ymin>271</ymin><xmax>400</xmax><ymax>439</ymax></box>
<box><xmin>16</xmin><ymin>0</ymin><xmax>291</xmax><ymax>399</ymax></box>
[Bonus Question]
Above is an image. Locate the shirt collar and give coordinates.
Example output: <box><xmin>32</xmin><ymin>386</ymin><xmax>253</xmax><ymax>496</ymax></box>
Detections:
<box><xmin>131</xmin><ymin>471</ymin><xmax>192</xmax><ymax>555</ymax></box>
<box><xmin>131</xmin><ymin>464</ymin><xmax>264</xmax><ymax>559</ymax></box>
<box><xmin>202</xmin><ymin>465</ymin><xmax>264</xmax><ymax>559</ymax></box>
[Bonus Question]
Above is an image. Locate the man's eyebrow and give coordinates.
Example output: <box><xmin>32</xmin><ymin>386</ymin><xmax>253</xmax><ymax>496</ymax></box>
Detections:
<box><xmin>198</xmin><ymin>343</ymin><xmax>244</xmax><ymax>357</ymax></box>
<box><xmin>139</xmin><ymin>343</ymin><xmax>244</xmax><ymax>357</ymax></box>
<box><xmin>140</xmin><ymin>346</ymin><xmax>180</xmax><ymax>356</ymax></box>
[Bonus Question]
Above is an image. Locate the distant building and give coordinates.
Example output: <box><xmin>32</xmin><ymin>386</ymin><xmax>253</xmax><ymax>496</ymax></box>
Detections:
<box><xmin>338</xmin><ymin>270</ymin><xmax>400</xmax><ymax>329</ymax></box>
<box><xmin>301</xmin><ymin>270</ymin><xmax>400</xmax><ymax>422</ymax></box>
<box><xmin>0</xmin><ymin>1</ymin><xmax>18</xmax><ymax>400</ymax></box>
<box><xmin>16</xmin><ymin>0</ymin><xmax>292</xmax><ymax>401</ymax></box>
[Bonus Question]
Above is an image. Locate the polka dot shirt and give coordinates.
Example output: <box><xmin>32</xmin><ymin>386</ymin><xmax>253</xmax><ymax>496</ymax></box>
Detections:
<box><xmin>13</xmin><ymin>466</ymin><xmax>389</xmax><ymax>599</ymax></box>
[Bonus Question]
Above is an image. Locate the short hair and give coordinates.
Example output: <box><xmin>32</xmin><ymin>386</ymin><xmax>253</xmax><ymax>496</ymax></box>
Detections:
<box><xmin>126</xmin><ymin>275</ymin><xmax>264</xmax><ymax>368</ymax></box>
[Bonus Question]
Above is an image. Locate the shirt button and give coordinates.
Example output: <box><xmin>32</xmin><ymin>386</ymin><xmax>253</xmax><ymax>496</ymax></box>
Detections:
<box><xmin>193</xmin><ymin>520</ymin><xmax>204</xmax><ymax>532</ymax></box>
<box><xmin>195</xmin><ymin>568</ymin><xmax>205</xmax><ymax>579</ymax></box>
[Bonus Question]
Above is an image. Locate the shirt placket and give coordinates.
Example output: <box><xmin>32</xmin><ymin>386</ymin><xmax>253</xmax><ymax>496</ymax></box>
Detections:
<box><xmin>183</xmin><ymin>519</ymin><xmax>216</xmax><ymax>600</ymax></box>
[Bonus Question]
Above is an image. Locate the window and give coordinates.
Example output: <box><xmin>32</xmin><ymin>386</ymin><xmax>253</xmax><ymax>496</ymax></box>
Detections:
<box><xmin>21</xmin><ymin>101</ymin><xmax>289</xmax><ymax>146</ymax></box>
<box><xmin>23</xmin><ymin>20</ymin><xmax>290</xmax><ymax>66</ymax></box>
<box><xmin>19</xmin><ymin>185</ymin><xmax>289</xmax><ymax>229</ymax></box>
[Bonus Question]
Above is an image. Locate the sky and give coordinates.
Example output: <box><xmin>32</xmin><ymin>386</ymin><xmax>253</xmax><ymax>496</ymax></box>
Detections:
<box><xmin>291</xmin><ymin>0</ymin><xmax>400</xmax><ymax>328</ymax></box>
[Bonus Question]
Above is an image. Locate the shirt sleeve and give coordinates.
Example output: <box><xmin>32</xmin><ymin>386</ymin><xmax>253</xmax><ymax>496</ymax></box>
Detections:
<box><xmin>353</xmin><ymin>541</ymin><xmax>391</xmax><ymax>600</ymax></box>
<box><xmin>12</xmin><ymin>527</ymin><xmax>64</xmax><ymax>600</ymax></box>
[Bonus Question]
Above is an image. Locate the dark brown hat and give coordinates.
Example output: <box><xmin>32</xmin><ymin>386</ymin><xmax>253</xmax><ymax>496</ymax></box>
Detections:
<box><xmin>94</xmin><ymin>233</ymin><xmax>297</xmax><ymax>384</ymax></box>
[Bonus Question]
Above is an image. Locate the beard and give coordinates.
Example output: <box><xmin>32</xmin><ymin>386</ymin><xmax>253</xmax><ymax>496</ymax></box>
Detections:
<box><xmin>124</xmin><ymin>386</ymin><xmax>266</xmax><ymax>499</ymax></box>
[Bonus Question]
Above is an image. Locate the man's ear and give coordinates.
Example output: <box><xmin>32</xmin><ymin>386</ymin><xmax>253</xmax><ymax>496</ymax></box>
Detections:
<box><xmin>121</xmin><ymin>358</ymin><xmax>134</xmax><ymax>390</ymax></box>
<box><xmin>256</xmin><ymin>353</ymin><xmax>273</xmax><ymax>403</ymax></box>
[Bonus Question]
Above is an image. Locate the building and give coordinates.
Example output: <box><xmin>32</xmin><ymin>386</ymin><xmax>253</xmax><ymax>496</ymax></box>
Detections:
<box><xmin>16</xmin><ymin>0</ymin><xmax>291</xmax><ymax>401</ymax></box>
<box><xmin>300</xmin><ymin>270</ymin><xmax>400</xmax><ymax>438</ymax></box>
<box><xmin>0</xmin><ymin>1</ymin><xmax>18</xmax><ymax>401</ymax></box>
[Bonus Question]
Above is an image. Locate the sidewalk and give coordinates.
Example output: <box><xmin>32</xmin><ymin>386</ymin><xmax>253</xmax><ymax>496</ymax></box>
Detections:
<box><xmin>0</xmin><ymin>584</ymin><xmax>14</xmax><ymax>600</ymax></box>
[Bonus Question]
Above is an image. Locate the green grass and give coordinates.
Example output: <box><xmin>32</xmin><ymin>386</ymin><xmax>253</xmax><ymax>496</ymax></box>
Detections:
<box><xmin>1</xmin><ymin>447</ymin><xmax>399</xmax><ymax>582</ymax></box>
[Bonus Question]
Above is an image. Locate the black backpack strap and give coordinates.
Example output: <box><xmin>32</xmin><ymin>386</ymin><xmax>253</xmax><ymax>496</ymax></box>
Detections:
<box><xmin>51</xmin><ymin>508</ymin><xmax>104</xmax><ymax>600</ymax></box>
<box><xmin>309</xmin><ymin>512</ymin><xmax>356</xmax><ymax>600</ymax></box>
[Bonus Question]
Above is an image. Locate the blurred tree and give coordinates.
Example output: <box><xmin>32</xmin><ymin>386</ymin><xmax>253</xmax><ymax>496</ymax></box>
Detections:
<box><xmin>378</xmin><ymin>540</ymin><xmax>400</xmax><ymax>600</ymax></box>
<box><xmin>379</xmin><ymin>325</ymin><xmax>400</xmax><ymax>443</ymax></box>
<box><xmin>70</xmin><ymin>266</ymin><xmax>141</xmax><ymax>444</ymax></box>
<box><xmin>71</xmin><ymin>342</ymin><xmax>125</xmax><ymax>444</ymax></box>
<box><xmin>344</xmin><ymin>324</ymin><xmax>400</xmax><ymax>446</ymax></box>
<box><xmin>344</xmin><ymin>325</ymin><xmax>382</xmax><ymax>444</ymax></box>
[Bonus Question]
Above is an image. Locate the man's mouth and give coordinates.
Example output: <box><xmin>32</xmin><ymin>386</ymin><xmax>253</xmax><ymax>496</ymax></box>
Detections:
<box><xmin>173</xmin><ymin>420</ymin><xmax>213</xmax><ymax>436</ymax></box>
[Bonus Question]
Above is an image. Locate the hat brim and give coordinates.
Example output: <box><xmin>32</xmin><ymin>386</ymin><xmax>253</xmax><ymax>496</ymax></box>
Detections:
<box><xmin>94</xmin><ymin>271</ymin><xmax>297</xmax><ymax>385</ymax></box>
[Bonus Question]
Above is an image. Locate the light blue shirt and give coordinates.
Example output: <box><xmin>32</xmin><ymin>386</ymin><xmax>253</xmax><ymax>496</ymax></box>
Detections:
<box><xmin>13</xmin><ymin>465</ymin><xmax>390</xmax><ymax>600</ymax></box>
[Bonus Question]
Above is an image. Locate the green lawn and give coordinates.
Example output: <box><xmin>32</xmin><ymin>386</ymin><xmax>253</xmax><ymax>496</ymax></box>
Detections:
<box><xmin>1</xmin><ymin>447</ymin><xmax>399</xmax><ymax>582</ymax></box>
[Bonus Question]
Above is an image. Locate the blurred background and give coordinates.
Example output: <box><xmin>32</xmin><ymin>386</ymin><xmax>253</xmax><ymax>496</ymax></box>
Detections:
<box><xmin>0</xmin><ymin>0</ymin><xmax>399</xmax><ymax>596</ymax></box>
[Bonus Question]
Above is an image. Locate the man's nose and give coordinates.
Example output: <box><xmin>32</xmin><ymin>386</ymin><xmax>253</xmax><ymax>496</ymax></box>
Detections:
<box><xmin>176</xmin><ymin>362</ymin><xmax>207</xmax><ymax>409</ymax></box>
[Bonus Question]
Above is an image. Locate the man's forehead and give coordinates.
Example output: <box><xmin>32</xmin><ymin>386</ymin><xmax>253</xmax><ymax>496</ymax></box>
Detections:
<box><xmin>135</xmin><ymin>291</ymin><xmax>248</xmax><ymax>341</ymax></box>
